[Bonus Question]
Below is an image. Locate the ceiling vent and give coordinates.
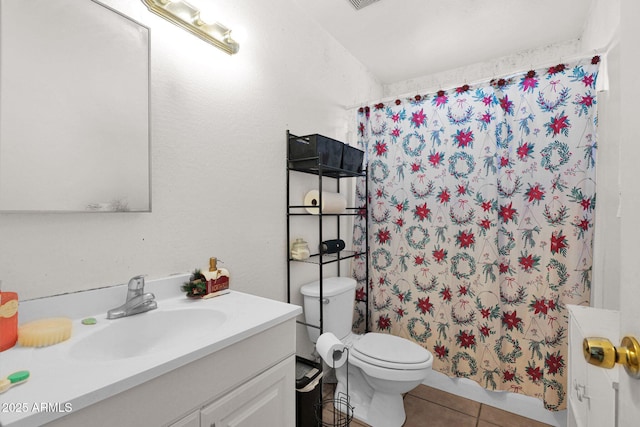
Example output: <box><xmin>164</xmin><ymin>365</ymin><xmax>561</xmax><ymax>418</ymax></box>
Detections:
<box><xmin>348</xmin><ymin>0</ymin><xmax>380</xmax><ymax>10</ymax></box>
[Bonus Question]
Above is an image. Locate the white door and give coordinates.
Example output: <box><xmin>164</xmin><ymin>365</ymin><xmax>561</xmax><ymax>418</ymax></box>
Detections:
<box><xmin>567</xmin><ymin>304</ymin><xmax>640</xmax><ymax>426</ymax></box>
<box><xmin>617</xmin><ymin>303</ymin><xmax>640</xmax><ymax>425</ymax></box>
<box><xmin>567</xmin><ymin>306</ymin><xmax>619</xmax><ymax>426</ymax></box>
<box><xmin>617</xmin><ymin>0</ymin><xmax>640</xmax><ymax>425</ymax></box>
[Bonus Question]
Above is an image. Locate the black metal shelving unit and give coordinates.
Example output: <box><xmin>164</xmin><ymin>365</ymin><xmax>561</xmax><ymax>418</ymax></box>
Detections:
<box><xmin>285</xmin><ymin>130</ymin><xmax>369</xmax><ymax>338</ymax></box>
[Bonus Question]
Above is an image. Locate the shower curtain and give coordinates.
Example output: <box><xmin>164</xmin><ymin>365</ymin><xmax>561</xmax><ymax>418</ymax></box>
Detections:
<box><xmin>351</xmin><ymin>57</ymin><xmax>600</xmax><ymax>410</ymax></box>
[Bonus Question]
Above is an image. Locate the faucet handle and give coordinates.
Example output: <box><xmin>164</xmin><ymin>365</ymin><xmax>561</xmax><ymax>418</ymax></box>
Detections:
<box><xmin>127</xmin><ymin>275</ymin><xmax>146</xmax><ymax>290</ymax></box>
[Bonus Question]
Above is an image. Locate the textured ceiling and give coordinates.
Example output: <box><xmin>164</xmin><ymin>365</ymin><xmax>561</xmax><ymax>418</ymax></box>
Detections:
<box><xmin>294</xmin><ymin>0</ymin><xmax>592</xmax><ymax>84</ymax></box>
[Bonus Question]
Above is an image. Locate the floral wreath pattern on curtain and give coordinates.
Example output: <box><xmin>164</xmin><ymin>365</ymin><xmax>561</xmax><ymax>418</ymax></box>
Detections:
<box><xmin>351</xmin><ymin>57</ymin><xmax>600</xmax><ymax>411</ymax></box>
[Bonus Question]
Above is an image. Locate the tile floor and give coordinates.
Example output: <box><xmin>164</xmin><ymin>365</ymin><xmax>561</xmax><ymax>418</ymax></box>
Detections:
<box><xmin>321</xmin><ymin>383</ymin><xmax>553</xmax><ymax>427</ymax></box>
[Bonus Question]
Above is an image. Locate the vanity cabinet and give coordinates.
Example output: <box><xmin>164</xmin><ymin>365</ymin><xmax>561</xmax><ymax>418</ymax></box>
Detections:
<box><xmin>44</xmin><ymin>320</ymin><xmax>296</xmax><ymax>427</ymax></box>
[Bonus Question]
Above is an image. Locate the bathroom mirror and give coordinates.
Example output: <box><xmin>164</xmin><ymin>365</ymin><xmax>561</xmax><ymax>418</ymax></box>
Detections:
<box><xmin>0</xmin><ymin>0</ymin><xmax>150</xmax><ymax>212</ymax></box>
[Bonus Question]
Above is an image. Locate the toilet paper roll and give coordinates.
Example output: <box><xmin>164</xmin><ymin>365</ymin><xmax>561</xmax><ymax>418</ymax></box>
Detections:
<box><xmin>316</xmin><ymin>332</ymin><xmax>348</xmax><ymax>368</ymax></box>
<box><xmin>304</xmin><ymin>190</ymin><xmax>347</xmax><ymax>214</ymax></box>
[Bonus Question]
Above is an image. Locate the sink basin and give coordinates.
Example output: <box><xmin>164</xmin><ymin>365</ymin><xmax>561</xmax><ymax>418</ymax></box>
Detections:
<box><xmin>68</xmin><ymin>308</ymin><xmax>226</xmax><ymax>361</ymax></box>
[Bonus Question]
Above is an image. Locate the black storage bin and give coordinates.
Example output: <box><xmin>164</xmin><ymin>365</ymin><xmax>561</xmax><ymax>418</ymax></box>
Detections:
<box><xmin>296</xmin><ymin>356</ymin><xmax>323</xmax><ymax>427</ymax></box>
<box><xmin>341</xmin><ymin>145</ymin><xmax>364</xmax><ymax>173</ymax></box>
<box><xmin>289</xmin><ymin>134</ymin><xmax>344</xmax><ymax>169</ymax></box>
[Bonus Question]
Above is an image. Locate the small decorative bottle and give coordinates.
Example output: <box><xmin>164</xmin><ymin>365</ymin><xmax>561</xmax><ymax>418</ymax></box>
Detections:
<box><xmin>202</xmin><ymin>257</ymin><xmax>230</xmax><ymax>298</ymax></box>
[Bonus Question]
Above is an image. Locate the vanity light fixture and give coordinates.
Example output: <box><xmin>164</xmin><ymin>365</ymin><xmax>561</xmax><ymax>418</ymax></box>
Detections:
<box><xmin>140</xmin><ymin>0</ymin><xmax>239</xmax><ymax>54</ymax></box>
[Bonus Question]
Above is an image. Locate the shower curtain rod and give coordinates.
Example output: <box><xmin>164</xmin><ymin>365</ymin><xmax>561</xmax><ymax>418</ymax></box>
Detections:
<box><xmin>347</xmin><ymin>49</ymin><xmax>609</xmax><ymax>111</ymax></box>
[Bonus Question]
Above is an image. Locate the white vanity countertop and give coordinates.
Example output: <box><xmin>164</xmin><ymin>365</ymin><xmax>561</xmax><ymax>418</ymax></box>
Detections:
<box><xmin>0</xmin><ymin>274</ymin><xmax>302</xmax><ymax>427</ymax></box>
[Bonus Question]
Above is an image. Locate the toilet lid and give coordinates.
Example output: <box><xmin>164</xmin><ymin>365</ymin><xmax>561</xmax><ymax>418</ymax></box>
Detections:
<box><xmin>352</xmin><ymin>333</ymin><xmax>431</xmax><ymax>366</ymax></box>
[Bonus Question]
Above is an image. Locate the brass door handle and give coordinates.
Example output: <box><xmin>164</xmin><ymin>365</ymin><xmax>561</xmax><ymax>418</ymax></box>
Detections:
<box><xmin>583</xmin><ymin>336</ymin><xmax>640</xmax><ymax>378</ymax></box>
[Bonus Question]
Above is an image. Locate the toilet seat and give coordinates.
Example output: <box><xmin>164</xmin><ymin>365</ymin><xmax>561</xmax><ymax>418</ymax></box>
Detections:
<box><xmin>351</xmin><ymin>333</ymin><xmax>432</xmax><ymax>370</ymax></box>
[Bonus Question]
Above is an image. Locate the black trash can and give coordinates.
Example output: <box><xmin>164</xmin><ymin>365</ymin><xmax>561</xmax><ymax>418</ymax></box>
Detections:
<box><xmin>296</xmin><ymin>356</ymin><xmax>323</xmax><ymax>427</ymax></box>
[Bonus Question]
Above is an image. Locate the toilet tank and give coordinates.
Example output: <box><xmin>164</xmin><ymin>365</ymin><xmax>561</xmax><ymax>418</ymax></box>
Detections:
<box><xmin>300</xmin><ymin>277</ymin><xmax>356</xmax><ymax>343</ymax></box>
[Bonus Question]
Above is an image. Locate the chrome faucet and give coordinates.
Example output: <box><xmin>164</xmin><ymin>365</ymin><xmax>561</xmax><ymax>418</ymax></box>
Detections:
<box><xmin>107</xmin><ymin>275</ymin><xmax>157</xmax><ymax>319</ymax></box>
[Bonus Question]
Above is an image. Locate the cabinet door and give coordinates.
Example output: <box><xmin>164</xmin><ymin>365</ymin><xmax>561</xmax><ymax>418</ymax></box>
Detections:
<box><xmin>169</xmin><ymin>410</ymin><xmax>200</xmax><ymax>427</ymax></box>
<box><xmin>200</xmin><ymin>356</ymin><xmax>295</xmax><ymax>427</ymax></box>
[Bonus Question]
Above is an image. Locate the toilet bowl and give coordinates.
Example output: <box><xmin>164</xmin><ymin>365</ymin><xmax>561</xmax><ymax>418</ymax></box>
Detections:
<box><xmin>301</xmin><ymin>277</ymin><xmax>433</xmax><ymax>427</ymax></box>
<box><xmin>337</xmin><ymin>332</ymin><xmax>432</xmax><ymax>426</ymax></box>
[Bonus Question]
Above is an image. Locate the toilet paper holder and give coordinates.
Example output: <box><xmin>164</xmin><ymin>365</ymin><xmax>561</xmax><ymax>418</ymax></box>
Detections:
<box><xmin>316</xmin><ymin>347</ymin><xmax>353</xmax><ymax>427</ymax></box>
<box><xmin>330</xmin><ymin>347</ymin><xmax>347</xmax><ymax>364</ymax></box>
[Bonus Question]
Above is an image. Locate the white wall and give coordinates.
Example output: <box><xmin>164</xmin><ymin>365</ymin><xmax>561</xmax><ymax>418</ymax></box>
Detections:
<box><xmin>0</xmin><ymin>0</ymin><xmax>382</xmax><ymax>301</ymax></box>
<box><xmin>583</xmin><ymin>0</ymin><xmax>622</xmax><ymax>311</ymax></box>
<box><xmin>382</xmin><ymin>39</ymin><xmax>581</xmax><ymax>99</ymax></box>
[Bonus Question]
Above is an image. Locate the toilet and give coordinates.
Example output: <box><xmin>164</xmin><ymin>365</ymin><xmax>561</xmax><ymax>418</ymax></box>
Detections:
<box><xmin>301</xmin><ymin>277</ymin><xmax>433</xmax><ymax>427</ymax></box>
